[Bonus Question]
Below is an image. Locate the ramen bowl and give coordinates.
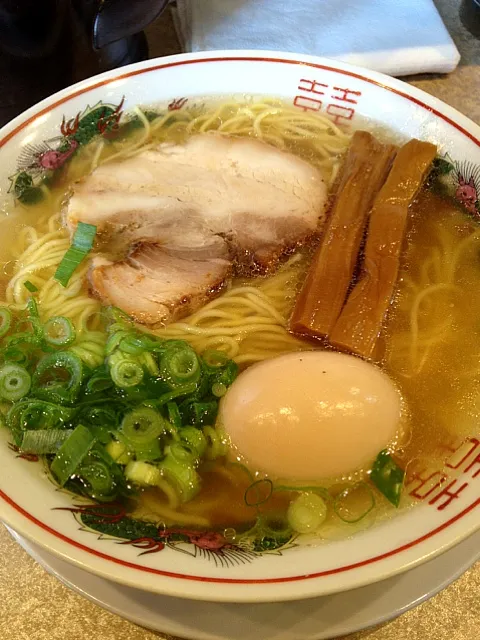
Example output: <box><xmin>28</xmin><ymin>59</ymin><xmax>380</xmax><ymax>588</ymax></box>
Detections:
<box><xmin>0</xmin><ymin>51</ymin><xmax>479</xmax><ymax>603</ymax></box>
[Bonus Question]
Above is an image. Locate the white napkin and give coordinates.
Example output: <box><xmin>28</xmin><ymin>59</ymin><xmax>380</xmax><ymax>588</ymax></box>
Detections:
<box><xmin>172</xmin><ymin>0</ymin><xmax>460</xmax><ymax>77</ymax></box>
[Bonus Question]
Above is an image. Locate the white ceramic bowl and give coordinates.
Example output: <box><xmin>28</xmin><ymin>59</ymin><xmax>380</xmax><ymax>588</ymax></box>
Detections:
<box><xmin>0</xmin><ymin>51</ymin><xmax>479</xmax><ymax>603</ymax></box>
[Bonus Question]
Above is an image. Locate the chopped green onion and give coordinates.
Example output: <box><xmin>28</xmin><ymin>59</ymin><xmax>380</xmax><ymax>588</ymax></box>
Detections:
<box><xmin>89</xmin><ymin>426</ymin><xmax>115</xmax><ymax>445</ymax></box>
<box><xmin>158</xmin><ymin>454</ymin><xmax>201</xmax><ymax>503</ymax></box>
<box><xmin>124</xmin><ymin>439</ymin><xmax>161</xmax><ymax>462</ymax></box>
<box><xmin>0</xmin><ymin>308</ymin><xmax>12</xmax><ymax>337</ymax></box>
<box><xmin>121</xmin><ymin>407</ymin><xmax>165</xmax><ymax>444</ymax></box>
<box><xmin>31</xmin><ymin>351</ymin><xmax>83</xmax><ymax>405</ymax></box>
<box><xmin>334</xmin><ymin>482</ymin><xmax>376</xmax><ymax>523</ymax></box>
<box><xmin>50</xmin><ymin>424</ymin><xmax>96</xmax><ymax>486</ymax></box>
<box><xmin>166</xmin><ymin>402</ymin><xmax>182</xmax><ymax>429</ymax></box>
<box><xmin>7</xmin><ymin>399</ymin><xmax>74</xmax><ymax>437</ymax></box>
<box><xmin>5</xmin><ymin>331</ymin><xmax>36</xmax><ymax>350</ymax></box>
<box><xmin>0</xmin><ymin>364</ymin><xmax>31</xmax><ymax>401</ymax></box>
<box><xmin>214</xmin><ymin>360</ymin><xmax>239</xmax><ymax>387</ymax></box>
<box><xmin>77</xmin><ymin>458</ymin><xmax>115</xmax><ymax>498</ymax></box>
<box><xmin>106</xmin><ymin>306</ymin><xmax>134</xmax><ymax>326</ymax></box>
<box><xmin>179</xmin><ymin>426</ymin><xmax>207</xmax><ymax>460</ymax></box>
<box><xmin>287</xmin><ymin>492</ymin><xmax>328</xmax><ymax>534</ymax></box>
<box><xmin>168</xmin><ymin>442</ymin><xmax>196</xmax><ymax>464</ymax></box>
<box><xmin>85</xmin><ymin>365</ymin><xmax>113</xmax><ymax>394</ymax></box>
<box><xmin>78</xmin><ymin>404</ymin><xmax>118</xmax><ymax>427</ymax></box>
<box><xmin>241</xmin><ymin>514</ymin><xmax>293</xmax><ymax>549</ymax></box>
<box><xmin>23</xmin><ymin>281</ymin><xmax>38</xmax><ymax>293</ymax></box>
<box><xmin>370</xmin><ymin>450</ymin><xmax>405</xmax><ymax>507</ymax></box>
<box><xmin>119</xmin><ymin>332</ymin><xmax>158</xmax><ymax>356</ymax></box>
<box><xmin>105</xmin><ymin>439</ymin><xmax>132</xmax><ymax>465</ymax></box>
<box><xmin>139</xmin><ymin>351</ymin><xmax>158</xmax><ymax>376</ymax></box>
<box><xmin>69</xmin><ymin>412</ymin><xmax>113</xmax><ymax>444</ymax></box>
<box><xmin>256</xmin><ymin>516</ymin><xmax>293</xmax><ymax>541</ymax></box>
<box><xmin>182</xmin><ymin>400</ymin><xmax>218</xmax><ymax>427</ymax></box>
<box><xmin>26</xmin><ymin>297</ymin><xmax>43</xmax><ymax>344</ymax></box>
<box><xmin>160</xmin><ymin>345</ymin><xmax>201</xmax><ymax>387</ymax></box>
<box><xmin>188</xmin><ymin>371</ymin><xmax>210</xmax><ymax>401</ymax></box>
<box><xmin>44</xmin><ymin>316</ymin><xmax>76</xmax><ymax>347</ymax></box>
<box><xmin>202</xmin><ymin>349</ymin><xmax>229</xmax><ymax>371</ymax></box>
<box><xmin>20</xmin><ymin>429</ymin><xmax>73</xmax><ymax>454</ymax></box>
<box><xmin>244</xmin><ymin>478</ymin><xmax>273</xmax><ymax>507</ymax></box>
<box><xmin>153</xmin><ymin>382</ymin><xmax>198</xmax><ymax>406</ymax></box>
<box><xmin>147</xmin><ymin>339</ymin><xmax>186</xmax><ymax>356</ymax></box>
<box><xmin>3</xmin><ymin>346</ymin><xmax>29</xmax><ymax>366</ymax></box>
<box><xmin>74</xmin><ymin>445</ymin><xmax>129</xmax><ymax>502</ymax></box>
<box><xmin>203</xmin><ymin>425</ymin><xmax>228</xmax><ymax>460</ymax></box>
<box><xmin>110</xmin><ymin>358</ymin><xmax>143</xmax><ymax>388</ymax></box>
<box><xmin>198</xmin><ymin>400</ymin><xmax>218</xmax><ymax>426</ymax></box>
<box><xmin>1</xmin><ymin>327</ymin><xmax>241</xmax><ymax>507</ymax></box>
<box><xmin>120</xmin><ymin>407</ymin><xmax>165</xmax><ymax>461</ymax></box>
<box><xmin>211</xmin><ymin>382</ymin><xmax>227</xmax><ymax>398</ymax></box>
<box><xmin>105</xmin><ymin>330</ymin><xmax>130</xmax><ymax>356</ymax></box>
<box><xmin>26</xmin><ymin>297</ymin><xmax>39</xmax><ymax>317</ymax></box>
<box><xmin>125</xmin><ymin>460</ymin><xmax>162</xmax><ymax>487</ymax></box>
<box><xmin>54</xmin><ymin>222</ymin><xmax>97</xmax><ymax>287</ymax></box>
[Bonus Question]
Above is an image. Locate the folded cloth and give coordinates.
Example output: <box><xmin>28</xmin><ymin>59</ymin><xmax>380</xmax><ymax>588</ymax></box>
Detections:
<box><xmin>172</xmin><ymin>0</ymin><xmax>460</xmax><ymax>76</ymax></box>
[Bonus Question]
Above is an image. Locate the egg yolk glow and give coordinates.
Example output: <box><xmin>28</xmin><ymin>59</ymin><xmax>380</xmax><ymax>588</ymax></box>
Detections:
<box><xmin>219</xmin><ymin>351</ymin><xmax>403</xmax><ymax>482</ymax></box>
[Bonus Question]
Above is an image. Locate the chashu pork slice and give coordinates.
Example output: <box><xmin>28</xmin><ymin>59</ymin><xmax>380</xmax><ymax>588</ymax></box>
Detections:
<box><xmin>66</xmin><ymin>133</ymin><xmax>328</xmax><ymax>270</ymax></box>
<box><xmin>90</xmin><ymin>242</ymin><xmax>231</xmax><ymax>326</ymax></box>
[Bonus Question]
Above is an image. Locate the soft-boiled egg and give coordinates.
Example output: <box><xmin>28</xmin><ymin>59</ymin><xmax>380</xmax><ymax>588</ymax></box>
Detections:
<box><xmin>219</xmin><ymin>351</ymin><xmax>403</xmax><ymax>482</ymax></box>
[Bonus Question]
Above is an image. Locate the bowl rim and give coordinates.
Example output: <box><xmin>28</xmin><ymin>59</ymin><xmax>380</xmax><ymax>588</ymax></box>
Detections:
<box><xmin>0</xmin><ymin>49</ymin><xmax>479</xmax><ymax>603</ymax></box>
<box><xmin>1</xmin><ymin>50</ymin><xmax>479</xmax><ymax>151</ymax></box>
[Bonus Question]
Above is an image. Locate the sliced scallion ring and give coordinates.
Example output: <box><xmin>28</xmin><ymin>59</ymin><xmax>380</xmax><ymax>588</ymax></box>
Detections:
<box><xmin>334</xmin><ymin>482</ymin><xmax>376</xmax><ymax>523</ymax></box>
<box><xmin>110</xmin><ymin>359</ymin><xmax>143</xmax><ymax>388</ymax></box>
<box><xmin>202</xmin><ymin>349</ymin><xmax>229</xmax><ymax>371</ymax></box>
<box><xmin>179</xmin><ymin>427</ymin><xmax>207</xmax><ymax>460</ymax></box>
<box><xmin>44</xmin><ymin>316</ymin><xmax>76</xmax><ymax>347</ymax></box>
<box><xmin>0</xmin><ymin>364</ymin><xmax>31</xmax><ymax>401</ymax></box>
<box><xmin>160</xmin><ymin>345</ymin><xmax>201</xmax><ymax>387</ymax></box>
<box><xmin>287</xmin><ymin>492</ymin><xmax>328</xmax><ymax>534</ymax></box>
<box><xmin>244</xmin><ymin>478</ymin><xmax>273</xmax><ymax>507</ymax></box>
<box><xmin>211</xmin><ymin>382</ymin><xmax>227</xmax><ymax>397</ymax></box>
<box><xmin>120</xmin><ymin>407</ymin><xmax>165</xmax><ymax>445</ymax></box>
<box><xmin>168</xmin><ymin>442</ymin><xmax>196</xmax><ymax>464</ymax></box>
<box><xmin>78</xmin><ymin>459</ymin><xmax>115</xmax><ymax>498</ymax></box>
<box><xmin>31</xmin><ymin>351</ymin><xmax>83</xmax><ymax>405</ymax></box>
<box><xmin>157</xmin><ymin>454</ymin><xmax>200</xmax><ymax>503</ymax></box>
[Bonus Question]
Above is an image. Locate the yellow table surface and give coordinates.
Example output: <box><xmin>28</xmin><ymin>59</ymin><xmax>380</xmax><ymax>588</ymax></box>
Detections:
<box><xmin>1</xmin><ymin>1</ymin><xmax>479</xmax><ymax>639</ymax></box>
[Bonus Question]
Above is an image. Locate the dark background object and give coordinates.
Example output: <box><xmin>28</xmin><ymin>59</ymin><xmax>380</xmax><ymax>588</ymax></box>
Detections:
<box><xmin>73</xmin><ymin>0</ymin><xmax>169</xmax><ymax>72</ymax></box>
<box><xmin>0</xmin><ymin>0</ymin><xmax>172</xmax><ymax>127</ymax></box>
<box><xmin>0</xmin><ymin>0</ymin><xmax>73</xmax><ymax>125</ymax></box>
<box><xmin>0</xmin><ymin>0</ymin><xmax>69</xmax><ymax>58</ymax></box>
<box><xmin>460</xmin><ymin>0</ymin><xmax>480</xmax><ymax>37</ymax></box>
